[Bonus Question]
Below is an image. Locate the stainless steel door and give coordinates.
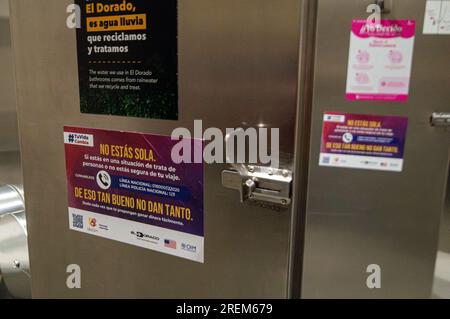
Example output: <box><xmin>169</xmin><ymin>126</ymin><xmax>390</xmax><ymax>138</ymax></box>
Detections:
<box><xmin>9</xmin><ymin>0</ymin><xmax>308</xmax><ymax>298</ymax></box>
<box><xmin>302</xmin><ymin>0</ymin><xmax>450</xmax><ymax>298</ymax></box>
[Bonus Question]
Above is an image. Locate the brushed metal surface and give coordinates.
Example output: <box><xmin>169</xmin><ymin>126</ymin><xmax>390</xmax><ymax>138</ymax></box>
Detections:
<box><xmin>0</xmin><ymin>184</ymin><xmax>24</xmax><ymax>216</ymax></box>
<box><xmin>0</xmin><ymin>0</ymin><xmax>8</xmax><ymax>18</ymax></box>
<box><xmin>0</xmin><ymin>6</ymin><xmax>20</xmax><ymax>153</ymax></box>
<box><xmin>438</xmin><ymin>173</ymin><xmax>450</xmax><ymax>254</ymax></box>
<box><xmin>302</xmin><ymin>0</ymin><xmax>450</xmax><ymax>298</ymax></box>
<box><xmin>0</xmin><ymin>0</ymin><xmax>21</xmax><ymax>186</ymax></box>
<box><xmin>10</xmin><ymin>0</ymin><xmax>304</xmax><ymax>298</ymax></box>
<box><xmin>0</xmin><ymin>152</ymin><xmax>22</xmax><ymax>187</ymax></box>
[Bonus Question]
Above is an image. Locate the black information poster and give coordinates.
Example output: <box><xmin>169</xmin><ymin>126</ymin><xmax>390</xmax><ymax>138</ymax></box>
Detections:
<box><xmin>75</xmin><ymin>0</ymin><xmax>178</xmax><ymax>119</ymax></box>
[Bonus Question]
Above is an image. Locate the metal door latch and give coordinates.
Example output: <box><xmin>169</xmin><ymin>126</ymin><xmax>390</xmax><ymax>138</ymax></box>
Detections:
<box><xmin>431</xmin><ymin>113</ymin><xmax>450</xmax><ymax>127</ymax></box>
<box><xmin>222</xmin><ymin>166</ymin><xmax>292</xmax><ymax>206</ymax></box>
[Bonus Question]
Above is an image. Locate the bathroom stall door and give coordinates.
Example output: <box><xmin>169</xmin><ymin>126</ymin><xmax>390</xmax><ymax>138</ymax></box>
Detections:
<box><xmin>303</xmin><ymin>0</ymin><xmax>450</xmax><ymax>298</ymax></box>
<box><xmin>10</xmin><ymin>0</ymin><xmax>311</xmax><ymax>298</ymax></box>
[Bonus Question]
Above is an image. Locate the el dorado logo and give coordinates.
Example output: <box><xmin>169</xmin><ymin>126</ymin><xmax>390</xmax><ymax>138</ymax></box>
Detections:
<box><xmin>130</xmin><ymin>231</ymin><xmax>159</xmax><ymax>243</ymax></box>
<box><xmin>86</xmin><ymin>0</ymin><xmax>136</xmax><ymax>14</ymax></box>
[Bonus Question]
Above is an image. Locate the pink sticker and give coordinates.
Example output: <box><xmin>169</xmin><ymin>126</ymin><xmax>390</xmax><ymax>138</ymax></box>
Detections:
<box><xmin>346</xmin><ymin>19</ymin><xmax>416</xmax><ymax>102</ymax></box>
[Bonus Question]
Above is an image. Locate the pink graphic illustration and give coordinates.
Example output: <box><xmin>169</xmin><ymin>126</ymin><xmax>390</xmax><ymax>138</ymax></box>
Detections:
<box><xmin>388</xmin><ymin>50</ymin><xmax>403</xmax><ymax>64</ymax></box>
<box><xmin>355</xmin><ymin>73</ymin><xmax>370</xmax><ymax>84</ymax></box>
<box><xmin>356</xmin><ymin>50</ymin><xmax>370</xmax><ymax>64</ymax></box>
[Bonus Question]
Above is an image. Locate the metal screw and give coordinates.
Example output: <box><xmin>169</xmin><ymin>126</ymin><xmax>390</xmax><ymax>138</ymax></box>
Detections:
<box><xmin>281</xmin><ymin>199</ymin><xmax>288</xmax><ymax>206</ymax></box>
<box><xmin>248</xmin><ymin>166</ymin><xmax>255</xmax><ymax>173</ymax></box>
<box><xmin>268</xmin><ymin>168</ymin><xmax>274</xmax><ymax>176</ymax></box>
<box><xmin>282</xmin><ymin>170</ymin><xmax>289</xmax><ymax>177</ymax></box>
<box><xmin>245</xmin><ymin>179</ymin><xmax>255</xmax><ymax>188</ymax></box>
<box><xmin>13</xmin><ymin>260</ymin><xmax>20</xmax><ymax>269</ymax></box>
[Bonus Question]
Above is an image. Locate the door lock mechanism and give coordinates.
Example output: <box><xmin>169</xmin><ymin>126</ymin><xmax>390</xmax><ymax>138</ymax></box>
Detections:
<box><xmin>222</xmin><ymin>166</ymin><xmax>293</xmax><ymax>206</ymax></box>
<box><xmin>431</xmin><ymin>113</ymin><xmax>450</xmax><ymax>127</ymax></box>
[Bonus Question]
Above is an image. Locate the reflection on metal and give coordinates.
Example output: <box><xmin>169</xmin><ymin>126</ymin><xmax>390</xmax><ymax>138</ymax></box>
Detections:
<box><xmin>0</xmin><ymin>184</ymin><xmax>30</xmax><ymax>299</ymax></box>
<box><xmin>0</xmin><ymin>184</ymin><xmax>24</xmax><ymax>216</ymax></box>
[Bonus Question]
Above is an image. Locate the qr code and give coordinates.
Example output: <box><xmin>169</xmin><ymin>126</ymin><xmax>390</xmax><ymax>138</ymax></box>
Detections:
<box><xmin>72</xmin><ymin>214</ymin><xmax>83</xmax><ymax>229</ymax></box>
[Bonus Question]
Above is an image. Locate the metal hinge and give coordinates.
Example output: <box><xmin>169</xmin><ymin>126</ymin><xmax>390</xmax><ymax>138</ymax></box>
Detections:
<box><xmin>222</xmin><ymin>165</ymin><xmax>293</xmax><ymax>207</ymax></box>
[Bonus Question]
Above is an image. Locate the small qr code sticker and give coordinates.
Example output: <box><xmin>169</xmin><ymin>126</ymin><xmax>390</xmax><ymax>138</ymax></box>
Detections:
<box><xmin>72</xmin><ymin>214</ymin><xmax>83</xmax><ymax>229</ymax></box>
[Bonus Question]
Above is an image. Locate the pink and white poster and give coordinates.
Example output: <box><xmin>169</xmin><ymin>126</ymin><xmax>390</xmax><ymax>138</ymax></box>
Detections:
<box><xmin>346</xmin><ymin>19</ymin><xmax>416</xmax><ymax>102</ymax></box>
